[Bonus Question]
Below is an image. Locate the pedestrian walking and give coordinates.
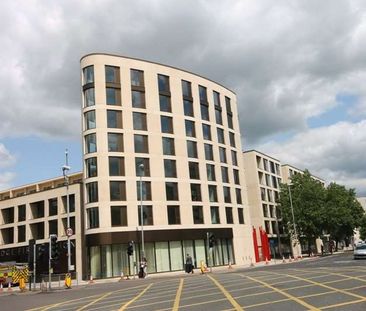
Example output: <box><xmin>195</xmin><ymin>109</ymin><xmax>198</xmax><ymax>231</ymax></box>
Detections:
<box><xmin>185</xmin><ymin>254</ymin><xmax>193</xmax><ymax>273</ymax></box>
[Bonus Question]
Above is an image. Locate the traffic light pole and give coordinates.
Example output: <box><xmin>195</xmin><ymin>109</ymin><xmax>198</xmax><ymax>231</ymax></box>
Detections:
<box><xmin>33</xmin><ymin>244</ymin><xmax>36</xmax><ymax>290</ymax></box>
<box><xmin>48</xmin><ymin>239</ymin><xmax>51</xmax><ymax>290</ymax></box>
<box><xmin>63</xmin><ymin>149</ymin><xmax>71</xmax><ymax>273</ymax></box>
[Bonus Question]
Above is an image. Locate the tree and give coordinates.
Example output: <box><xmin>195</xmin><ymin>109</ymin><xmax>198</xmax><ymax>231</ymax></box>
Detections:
<box><xmin>359</xmin><ymin>215</ymin><xmax>366</xmax><ymax>241</ymax></box>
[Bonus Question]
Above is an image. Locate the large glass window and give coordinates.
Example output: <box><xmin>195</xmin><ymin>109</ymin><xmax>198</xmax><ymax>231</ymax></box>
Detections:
<box><xmin>204</xmin><ymin>144</ymin><xmax>214</xmax><ymax>161</ymax></box>
<box><xmin>210</xmin><ymin>206</ymin><xmax>220</xmax><ymax>224</ymax></box>
<box><xmin>221</xmin><ymin>166</ymin><xmax>229</xmax><ymax>183</ymax></box>
<box><xmin>83</xmin><ymin>66</ymin><xmax>94</xmax><ymax>84</ymax></box>
<box><xmin>166</xmin><ymin>182</ymin><xmax>179</xmax><ymax>201</ymax></box>
<box><xmin>164</xmin><ymin>159</ymin><xmax>177</xmax><ymax>178</ymax></box>
<box><xmin>85</xmin><ymin>133</ymin><xmax>97</xmax><ymax>153</ymax></box>
<box><xmin>187</xmin><ymin>141</ymin><xmax>198</xmax><ymax>158</ymax></box>
<box><xmin>213</xmin><ymin>91</ymin><xmax>220</xmax><ymax>107</ymax></box>
<box><xmin>86</xmin><ymin>157</ymin><xmax>98</xmax><ymax>178</ymax></box>
<box><xmin>87</xmin><ymin>207</ymin><xmax>99</xmax><ymax>229</ymax></box>
<box><xmin>193</xmin><ymin>206</ymin><xmax>204</xmax><ymax>224</ymax></box>
<box><xmin>238</xmin><ymin>208</ymin><xmax>245</xmax><ymax>224</ymax></box>
<box><xmin>226</xmin><ymin>207</ymin><xmax>233</xmax><ymax>224</ymax></box>
<box><xmin>137</xmin><ymin>181</ymin><xmax>152</xmax><ymax>200</ymax></box>
<box><xmin>108</xmin><ymin>133</ymin><xmax>123</xmax><ymax>152</ymax></box>
<box><xmin>233</xmin><ymin>169</ymin><xmax>240</xmax><ymax>185</ymax></box>
<box><xmin>110</xmin><ymin>181</ymin><xmax>126</xmax><ymax>201</ymax></box>
<box><xmin>106</xmin><ymin>88</ymin><xmax>120</xmax><ymax>105</ymax></box>
<box><xmin>134</xmin><ymin>134</ymin><xmax>149</xmax><ymax>153</ymax></box>
<box><xmin>159</xmin><ymin>95</ymin><xmax>171</xmax><ymax>112</ymax></box>
<box><xmin>182</xmin><ymin>80</ymin><xmax>192</xmax><ymax>97</ymax></box>
<box><xmin>190</xmin><ymin>184</ymin><xmax>202</xmax><ymax>201</ymax></box>
<box><xmin>219</xmin><ymin>147</ymin><xmax>227</xmax><ymax>163</ymax></box>
<box><xmin>217</xmin><ymin>128</ymin><xmax>225</xmax><ymax>144</ymax></box>
<box><xmin>185</xmin><ymin>120</ymin><xmax>196</xmax><ymax>137</ymax></box>
<box><xmin>162</xmin><ymin>137</ymin><xmax>175</xmax><ymax>155</ymax></box>
<box><xmin>229</xmin><ymin>132</ymin><xmax>236</xmax><ymax>147</ymax></box>
<box><xmin>18</xmin><ymin>205</ymin><xmax>26</xmax><ymax>221</ymax></box>
<box><xmin>200</xmin><ymin>104</ymin><xmax>209</xmax><ymax>121</ymax></box>
<box><xmin>85</xmin><ymin>110</ymin><xmax>96</xmax><ymax>130</ymax></box>
<box><xmin>170</xmin><ymin>241</ymin><xmax>183</xmax><ymax>271</ymax></box>
<box><xmin>208</xmin><ymin>185</ymin><xmax>218</xmax><ymax>202</ymax></box>
<box><xmin>130</xmin><ymin>69</ymin><xmax>144</xmax><ymax>87</ymax></box>
<box><xmin>167</xmin><ymin>205</ymin><xmax>181</xmax><ymax>225</ymax></box>
<box><xmin>199</xmin><ymin>85</ymin><xmax>207</xmax><ymax>103</ymax></box>
<box><xmin>86</xmin><ymin>182</ymin><xmax>98</xmax><ymax>203</ymax></box>
<box><xmin>105</xmin><ymin>66</ymin><xmax>120</xmax><ymax>83</ymax></box>
<box><xmin>132</xmin><ymin>90</ymin><xmax>146</xmax><ymax>108</ymax></box>
<box><xmin>223</xmin><ymin>186</ymin><xmax>231</xmax><ymax>203</ymax></box>
<box><xmin>231</xmin><ymin>150</ymin><xmax>238</xmax><ymax>166</ymax></box>
<box><xmin>109</xmin><ymin>157</ymin><xmax>125</xmax><ymax>176</ymax></box>
<box><xmin>156</xmin><ymin>242</ymin><xmax>170</xmax><ymax>272</ymax></box>
<box><xmin>236</xmin><ymin>188</ymin><xmax>242</xmax><ymax>205</ymax></box>
<box><xmin>206</xmin><ymin>164</ymin><xmax>216</xmax><ymax>181</ymax></box>
<box><xmin>107</xmin><ymin>110</ymin><xmax>122</xmax><ymax>128</ymax></box>
<box><xmin>158</xmin><ymin>74</ymin><xmax>170</xmax><ymax>93</ymax></box>
<box><xmin>111</xmin><ymin>206</ymin><xmax>127</xmax><ymax>226</ymax></box>
<box><xmin>133</xmin><ymin>112</ymin><xmax>147</xmax><ymax>130</ymax></box>
<box><xmin>189</xmin><ymin>162</ymin><xmax>200</xmax><ymax>179</ymax></box>
<box><xmin>48</xmin><ymin>199</ymin><xmax>57</xmax><ymax>217</ymax></box>
<box><xmin>84</xmin><ymin>88</ymin><xmax>95</xmax><ymax>107</ymax></box>
<box><xmin>183</xmin><ymin>99</ymin><xmax>194</xmax><ymax>117</ymax></box>
<box><xmin>135</xmin><ymin>158</ymin><xmax>150</xmax><ymax>176</ymax></box>
<box><xmin>18</xmin><ymin>225</ymin><xmax>26</xmax><ymax>242</ymax></box>
<box><xmin>161</xmin><ymin>116</ymin><xmax>173</xmax><ymax>133</ymax></box>
<box><xmin>138</xmin><ymin>205</ymin><xmax>153</xmax><ymax>225</ymax></box>
<box><xmin>215</xmin><ymin>108</ymin><xmax>223</xmax><ymax>125</ymax></box>
<box><xmin>202</xmin><ymin>124</ymin><xmax>211</xmax><ymax>140</ymax></box>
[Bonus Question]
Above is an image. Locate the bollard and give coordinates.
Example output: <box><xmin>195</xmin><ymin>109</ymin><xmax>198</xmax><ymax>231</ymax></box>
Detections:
<box><xmin>65</xmin><ymin>273</ymin><xmax>72</xmax><ymax>289</ymax></box>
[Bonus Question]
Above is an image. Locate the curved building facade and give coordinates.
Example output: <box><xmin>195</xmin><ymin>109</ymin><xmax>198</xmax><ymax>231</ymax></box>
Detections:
<box><xmin>81</xmin><ymin>54</ymin><xmax>253</xmax><ymax>278</ymax></box>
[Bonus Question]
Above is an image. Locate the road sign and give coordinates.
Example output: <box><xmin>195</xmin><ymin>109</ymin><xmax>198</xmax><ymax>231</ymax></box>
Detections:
<box><xmin>66</xmin><ymin>228</ymin><xmax>73</xmax><ymax>237</ymax></box>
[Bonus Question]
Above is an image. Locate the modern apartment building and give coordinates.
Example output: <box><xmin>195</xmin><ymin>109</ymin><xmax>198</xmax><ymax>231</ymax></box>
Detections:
<box><xmin>281</xmin><ymin>164</ymin><xmax>326</xmax><ymax>187</ymax></box>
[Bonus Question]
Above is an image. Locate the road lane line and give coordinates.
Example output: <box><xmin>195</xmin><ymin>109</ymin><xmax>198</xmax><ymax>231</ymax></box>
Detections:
<box><xmin>320</xmin><ymin>298</ymin><xmax>366</xmax><ymax>310</ymax></box>
<box><xmin>119</xmin><ymin>283</ymin><xmax>153</xmax><ymax>311</ymax></box>
<box><xmin>76</xmin><ymin>291</ymin><xmax>113</xmax><ymax>311</ymax></box>
<box><xmin>242</xmin><ymin>275</ymin><xmax>320</xmax><ymax>311</ymax></box>
<box><xmin>207</xmin><ymin>274</ymin><xmax>243</xmax><ymax>311</ymax></box>
<box><xmin>172</xmin><ymin>278</ymin><xmax>184</xmax><ymax>311</ymax></box>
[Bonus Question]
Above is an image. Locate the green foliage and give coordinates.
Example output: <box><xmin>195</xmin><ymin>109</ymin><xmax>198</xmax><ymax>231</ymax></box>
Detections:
<box><xmin>359</xmin><ymin>216</ymin><xmax>366</xmax><ymax>241</ymax></box>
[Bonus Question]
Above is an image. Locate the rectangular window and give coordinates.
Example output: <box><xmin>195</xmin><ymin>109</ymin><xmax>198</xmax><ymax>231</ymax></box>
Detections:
<box><xmin>84</xmin><ymin>88</ymin><xmax>95</xmax><ymax>107</ymax></box>
<box><xmin>229</xmin><ymin>132</ymin><xmax>236</xmax><ymax>147</ymax></box>
<box><xmin>219</xmin><ymin>147</ymin><xmax>227</xmax><ymax>163</ymax></box>
<box><xmin>238</xmin><ymin>208</ymin><xmax>245</xmax><ymax>224</ymax></box>
<box><xmin>208</xmin><ymin>185</ymin><xmax>218</xmax><ymax>202</ymax></box>
<box><xmin>107</xmin><ymin>110</ymin><xmax>122</xmax><ymax>128</ymax></box>
<box><xmin>159</xmin><ymin>95</ymin><xmax>171</xmax><ymax>112</ymax></box>
<box><xmin>106</xmin><ymin>88</ymin><xmax>121</xmax><ymax>105</ymax></box>
<box><xmin>215</xmin><ymin>108</ymin><xmax>223</xmax><ymax>125</ymax></box>
<box><xmin>227</xmin><ymin>114</ymin><xmax>233</xmax><ymax>129</ymax></box>
<box><xmin>161</xmin><ymin>116</ymin><xmax>173</xmax><ymax>133</ymax></box>
<box><xmin>137</xmin><ymin>181</ymin><xmax>152</xmax><ymax>200</ymax></box>
<box><xmin>183</xmin><ymin>99</ymin><xmax>194</xmax><ymax>117</ymax></box>
<box><xmin>138</xmin><ymin>205</ymin><xmax>153</xmax><ymax>226</ymax></box>
<box><xmin>85</xmin><ymin>133</ymin><xmax>97</xmax><ymax>153</ymax></box>
<box><xmin>105</xmin><ymin>66</ymin><xmax>120</xmax><ymax>83</ymax></box>
<box><xmin>83</xmin><ymin>66</ymin><xmax>94</xmax><ymax>84</ymax></box>
<box><xmin>108</xmin><ymin>133</ymin><xmax>124</xmax><ymax>152</ymax></box>
<box><xmin>87</xmin><ymin>207</ymin><xmax>99</xmax><ymax>229</ymax></box>
<box><xmin>133</xmin><ymin>112</ymin><xmax>147</xmax><ymax>130</ymax></box>
<box><xmin>162</xmin><ymin>137</ymin><xmax>175</xmax><ymax>155</ymax></box>
<box><xmin>130</xmin><ymin>69</ymin><xmax>144</xmax><ymax>87</ymax></box>
<box><xmin>231</xmin><ymin>150</ymin><xmax>238</xmax><ymax>166</ymax></box>
<box><xmin>263</xmin><ymin>159</ymin><xmax>269</xmax><ymax>171</ymax></box>
<box><xmin>189</xmin><ymin>162</ymin><xmax>200</xmax><ymax>179</ymax></box>
<box><xmin>192</xmin><ymin>206</ymin><xmax>204</xmax><ymax>224</ymax></box>
<box><xmin>223</xmin><ymin>186</ymin><xmax>231</xmax><ymax>203</ymax></box>
<box><xmin>18</xmin><ymin>225</ymin><xmax>26</xmax><ymax>242</ymax></box>
<box><xmin>190</xmin><ymin>184</ymin><xmax>202</xmax><ymax>201</ymax></box>
<box><xmin>86</xmin><ymin>157</ymin><xmax>98</xmax><ymax>178</ymax></box>
<box><xmin>200</xmin><ymin>104</ymin><xmax>209</xmax><ymax>121</ymax></box>
<box><xmin>49</xmin><ymin>219</ymin><xmax>58</xmax><ymax>235</ymax></box>
<box><xmin>166</xmin><ymin>182</ymin><xmax>179</xmax><ymax>201</ymax></box>
<box><xmin>262</xmin><ymin>204</ymin><xmax>269</xmax><ymax>217</ymax></box>
<box><xmin>213</xmin><ymin>91</ymin><xmax>221</xmax><ymax>107</ymax></box>
<box><xmin>109</xmin><ymin>157</ymin><xmax>125</xmax><ymax>176</ymax></box>
<box><xmin>202</xmin><ymin>124</ymin><xmax>211</xmax><ymax>140</ymax></box>
<box><xmin>199</xmin><ymin>85</ymin><xmax>208</xmax><ymax>103</ymax></box>
<box><xmin>204</xmin><ymin>144</ymin><xmax>214</xmax><ymax>161</ymax></box>
<box><xmin>86</xmin><ymin>182</ymin><xmax>98</xmax><ymax>203</ymax></box>
<box><xmin>164</xmin><ymin>159</ymin><xmax>177</xmax><ymax>178</ymax></box>
<box><xmin>221</xmin><ymin>166</ymin><xmax>229</xmax><ymax>183</ymax></box>
<box><xmin>135</xmin><ymin>158</ymin><xmax>150</xmax><ymax>176</ymax></box>
<box><xmin>225</xmin><ymin>207</ymin><xmax>233</xmax><ymax>224</ymax></box>
<box><xmin>132</xmin><ymin>90</ymin><xmax>146</xmax><ymax>108</ymax></box>
<box><xmin>158</xmin><ymin>74</ymin><xmax>170</xmax><ymax>93</ymax></box>
<box><xmin>182</xmin><ymin>80</ymin><xmax>192</xmax><ymax>97</ymax></box>
<box><xmin>236</xmin><ymin>188</ymin><xmax>242</xmax><ymax>205</ymax></box>
<box><xmin>85</xmin><ymin>110</ymin><xmax>96</xmax><ymax>130</ymax></box>
<box><xmin>187</xmin><ymin>140</ymin><xmax>198</xmax><ymax>158</ymax></box>
<box><xmin>233</xmin><ymin>169</ymin><xmax>240</xmax><ymax>185</ymax></box>
<box><xmin>110</xmin><ymin>181</ymin><xmax>126</xmax><ymax>201</ymax></box>
<box><xmin>206</xmin><ymin>164</ymin><xmax>216</xmax><ymax>181</ymax></box>
<box><xmin>18</xmin><ymin>204</ymin><xmax>26</xmax><ymax>222</ymax></box>
<box><xmin>210</xmin><ymin>206</ymin><xmax>220</xmax><ymax>224</ymax></box>
<box><xmin>217</xmin><ymin>128</ymin><xmax>225</xmax><ymax>144</ymax></box>
<box><xmin>134</xmin><ymin>134</ymin><xmax>149</xmax><ymax>153</ymax></box>
<box><xmin>260</xmin><ymin>188</ymin><xmax>266</xmax><ymax>201</ymax></box>
<box><xmin>185</xmin><ymin>120</ymin><xmax>196</xmax><ymax>137</ymax></box>
<box><xmin>111</xmin><ymin>206</ymin><xmax>127</xmax><ymax>226</ymax></box>
<box><xmin>167</xmin><ymin>205</ymin><xmax>181</xmax><ymax>225</ymax></box>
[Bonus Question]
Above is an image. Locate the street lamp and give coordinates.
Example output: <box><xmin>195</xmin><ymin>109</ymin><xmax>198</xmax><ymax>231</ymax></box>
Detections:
<box><xmin>288</xmin><ymin>184</ymin><xmax>300</xmax><ymax>256</ymax></box>
<box><xmin>62</xmin><ymin>149</ymin><xmax>71</xmax><ymax>273</ymax></box>
<box><xmin>139</xmin><ymin>163</ymin><xmax>145</xmax><ymax>259</ymax></box>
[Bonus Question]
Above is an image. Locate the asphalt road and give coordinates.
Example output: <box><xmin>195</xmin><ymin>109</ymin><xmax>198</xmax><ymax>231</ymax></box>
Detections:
<box><xmin>2</xmin><ymin>252</ymin><xmax>366</xmax><ymax>311</ymax></box>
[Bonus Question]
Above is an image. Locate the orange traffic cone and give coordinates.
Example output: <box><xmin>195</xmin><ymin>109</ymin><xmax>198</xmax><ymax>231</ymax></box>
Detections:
<box><xmin>288</xmin><ymin>255</ymin><xmax>292</xmax><ymax>262</ymax></box>
<box><xmin>0</xmin><ymin>283</ymin><xmax>3</xmax><ymax>292</ymax></box>
<box><xmin>88</xmin><ymin>275</ymin><xmax>95</xmax><ymax>284</ymax></box>
<box><xmin>7</xmin><ymin>282</ymin><xmax>12</xmax><ymax>292</ymax></box>
<box><xmin>228</xmin><ymin>261</ymin><xmax>233</xmax><ymax>269</ymax></box>
<box><xmin>282</xmin><ymin>256</ymin><xmax>286</xmax><ymax>263</ymax></box>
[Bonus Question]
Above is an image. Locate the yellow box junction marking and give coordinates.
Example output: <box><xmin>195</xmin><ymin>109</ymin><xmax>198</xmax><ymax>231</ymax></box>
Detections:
<box><xmin>172</xmin><ymin>278</ymin><xmax>184</xmax><ymax>311</ymax></box>
<box><xmin>76</xmin><ymin>291</ymin><xmax>113</xmax><ymax>311</ymax></box>
<box><xmin>119</xmin><ymin>283</ymin><xmax>153</xmax><ymax>311</ymax></box>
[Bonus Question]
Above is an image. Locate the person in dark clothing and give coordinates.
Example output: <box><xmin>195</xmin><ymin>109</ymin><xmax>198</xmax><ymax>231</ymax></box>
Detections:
<box><xmin>185</xmin><ymin>254</ymin><xmax>193</xmax><ymax>273</ymax></box>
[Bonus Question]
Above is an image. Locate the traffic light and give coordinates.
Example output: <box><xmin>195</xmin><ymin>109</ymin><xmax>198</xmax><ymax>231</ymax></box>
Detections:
<box><xmin>50</xmin><ymin>234</ymin><xmax>59</xmax><ymax>260</ymax></box>
<box><xmin>209</xmin><ymin>234</ymin><xmax>215</xmax><ymax>248</ymax></box>
<box><xmin>37</xmin><ymin>243</ymin><xmax>46</xmax><ymax>259</ymax></box>
<box><xmin>127</xmin><ymin>241</ymin><xmax>134</xmax><ymax>256</ymax></box>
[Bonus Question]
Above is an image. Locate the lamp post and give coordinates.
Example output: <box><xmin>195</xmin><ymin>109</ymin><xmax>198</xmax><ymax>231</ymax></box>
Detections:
<box><xmin>62</xmin><ymin>149</ymin><xmax>71</xmax><ymax>273</ymax></box>
<box><xmin>139</xmin><ymin>163</ymin><xmax>145</xmax><ymax>259</ymax></box>
<box><xmin>288</xmin><ymin>184</ymin><xmax>299</xmax><ymax>256</ymax></box>
<box><xmin>275</xmin><ymin>212</ymin><xmax>282</xmax><ymax>258</ymax></box>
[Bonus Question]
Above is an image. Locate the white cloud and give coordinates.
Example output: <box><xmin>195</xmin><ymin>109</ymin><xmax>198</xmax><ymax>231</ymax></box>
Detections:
<box><xmin>0</xmin><ymin>172</ymin><xmax>16</xmax><ymax>190</ymax></box>
<box><xmin>0</xmin><ymin>144</ymin><xmax>16</xmax><ymax>168</ymax></box>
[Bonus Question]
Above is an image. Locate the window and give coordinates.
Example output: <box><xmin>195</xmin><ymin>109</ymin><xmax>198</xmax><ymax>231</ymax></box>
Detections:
<box><xmin>167</xmin><ymin>205</ymin><xmax>181</xmax><ymax>225</ymax></box>
<box><xmin>182</xmin><ymin>80</ymin><xmax>192</xmax><ymax>97</ymax></box>
<box><xmin>265</xmin><ymin>221</ymin><xmax>271</xmax><ymax>234</ymax></box>
<box><xmin>185</xmin><ymin>120</ymin><xmax>196</xmax><ymax>137</ymax></box>
<box><xmin>263</xmin><ymin>159</ymin><xmax>269</xmax><ymax>171</ymax></box>
<box><xmin>138</xmin><ymin>205</ymin><xmax>153</xmax><ymax>226</ymax></box>
<box><xmin>86</xmin><ymin>182</ymin><xmax>98</xmax><ymax>203</ymax></box>
<box><xmin>18</xmin><ymin>225</ymin><xmax>26</xmax><ymax>242</ymax></box>
<box><xmin>109</xmin><ymin>157</ymin><xmax>125</xmax><ymax>176</ymax></box>
<box><xmin>111</xmin><ymin>206</ymin><xmax>127</xmax><ymax>226</ymax></box>
<box><xmin>236</xmin><ymin>188</ymin><xmax>242</xmax><ymax>204</ymax></box>
<box><xmin>183</xmin><ymin>100</ymin><xmax>194</xmax><ymax>117</ymax></box>
<box><xmin>133</xmin><ymin>112</ymin><xmax>147</xmax><ymax>130</ymax></box>
<box><xmin>106</xmin><ymin>88</ymin><xmax>121</xmax><ymax>105</ymax></box>
<box><xmin>215</xmin><ymin>108</ymin><xmax>223</xmax><ymax>125</ymax></box>
<box><xmin>105</xmin><ymin>66</ymin><xmax>120</xmax><ymax>83</ymax></box>
<box><xmin>233</xmin><ymin>169</ymin><xmax>240</xmax><ymax>185</ymax></box>
<box><xmin>210</xmin><ymin>206</ymin><xmax>220</xmax><ymax>224</ymax></box>
<box><xmin>107</xmin><ymin>110</ymin><xmax>122</xmax><ymax>128</ymax></box>
<box><xmin>166</xmin><ymin>182</ymin><xmax>179</xmax><ymax>201</ymax></box>
<box><xmin>85</xmin><ymin>133</ymin><xmax>97</xmax><ymax>153</ymax></box>
<box><xmin>238</xmin><ymin>208</ymin><xmax>245</xmax><ymax>224</ymax></box>
<box><xmin>189</xmin><ymin>162</ymin><xmax>200</xmax><ymax>179</ymax></box>
<box><xmin>18</xmin><ymin>204</ymin><xmax>26</xmax><ymax>221</ymax></box>
<box><xmin>272</xmin><ymin>176</ymin><xmax>278</xmax><ymax>188</ymax></box>
<box><xmin>161</xmin><ymin>116</ymin><xmax>173</xmax><ymax>133</ymax></box>
<box><xmin>137</xmin><ymin>181</ymin><xmax>152</xmax><ymax>200</ymax></box>
<box><xmin>158</xmin><ymin>74</ymin><xmax>170</xmax><ymax>93</ymax></box>
<box><xmin>204</xmin><ymin>144</ymin><xmax>214</xmax><ymax>161</ymax></box>
<box><xmin>262</xmin><ymin>204</ymin><xmax>269</xmax><ymax>217</ymax></box>
<box><xmin>86</xmin><ymin>157</ymin><xmax>98</xmax><ymax>178</ymax></box>
<box><xmin>134</xmin><ymin>134</ymin><xmax>149</xmax><ymax>153</ymax></box>
<box><xmin>213</xmin><ymin>91</ymin><xmax>221</xmax><ymax>107</ymax></box>
<box><xmin>162</xmin><ymin>137</ymin><xmax>175</xmax><ymax>155</ymax></box>
<box><xmin>191</xmin><ymin>184</ymin><xmax>202</xmax><ymax>201</ymax></box>
<box><xmin>208</xmin><ymin>185</ymin><xmax>218</xmax><ymax>202</ymax></box>
<box><xmin>84</xmin><ymin>88</ymin><xmax>95</xmax><ymax>107</ymax></box>
<box><xmin>199</xmin><ymin>85</ymin><xmax>208</xmax><ymax>103</ymax></box>
<box><xmin>187</xmin><ymin>140</ymin><xmax>198</xmax><ymax>158</ymax></box>
<box><xmin>202</xmin><ymin>124</ymin><xmax>211</xmax><ymax>140</ymax></box>
<box><xmin>229</xmin><ymin>132</ymin><xmax>236</xmax><ymax>147</ymax></box>
<box><xmin>226</xmin><ymin>207</ymin><xmax>233</xmax><ymax>224</ymax></box>
<box><xmin>219</xmin><ymin>147</ymin><xmax>227</xmax><ymax>163</ymax></box>
<box><xmin>231</xmin><ymin>150</ymin><xmax>238</xmax><ymax>166</ymax></box>
<box><xmin>87</xmin><ymin>207</ymin><xmax>99</xmax><ymax>229</ymax></box>
<box><xmin>110</xmin><ymin>181</ymin><xmax>126</xmax><ymax>201</ymax></box>
<box><xmin>200</xmin><ymin>104</ymin><xmax>209</xmax><ymax>121</ymax></box>
<box><xmin>108</xmin><ymin>133</ymin><xmax>123</xmax><ymax>152</ymax></box>
<box><xmin>130</xmin><ymin>69</ymin><xmax>144</xmax><ymax>87</ymax></box>
<box><xmin>217</xmin><ymin>128</ymin><xmax>225</xmax><ymax>144</ymax></box>
<box><xmin>225</xmin><ymin>97</ymin><xmax>233</xmax><ymax>129</ymax></box>
<box><xmin>260</xmin><ymin>188</ymin><xmax>266</xmax><ymax>201</ymax></box>
<box><xmin>223</xmin><ymin>187</ymin><xmax>231</xmax><ymax>203</ymax></box>
<box><xmin>192</xmin><ymin>206</ymin><xmax>204</xmax><ymax>224</ymax></box>
<box><xmin>267</xmin><ymin>189</ymin><xmax>273</xmax><ymax>202</ymax></box>
<box><xmin>164</xmin><ymin>159</ymin><xmax>177</xmax><ymax>178</ymax></box>
<box><xmin>221</xmin><ymin>167</ymin><xmax>229</xmax><ymax>183</ymax></box>
<box><xmin>83</xmin><ymin>66</ymin><xmax>94</xmax><ymax>84</ymax></box>
<box><xmin>206</xmin><ymin>164</ymin><xmax>216</xmax><ymax>181</ymax></box>
<box><xmin>132</xmin><ymin>90</ymin><xmax>146</xmax><ymax>108</ymax></box>
<box><xmin>160</xmin><ymin>95</ymin><xmax>171</xmax><ymax>112</ymax></box>
<box><xmin>135</xmin><ymin>158</ymin><xmax>150</xmax><ymax>176</ymax></box>
<box><xmin>85</xmin><ymin>110</ymin><xmax>96</xmax><ymax>130</ymax></box>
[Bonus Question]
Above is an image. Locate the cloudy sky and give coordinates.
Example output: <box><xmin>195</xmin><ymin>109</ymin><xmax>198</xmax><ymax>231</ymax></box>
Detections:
<box><xmin>0</xmin><ymin>0</ymin><xmax>365</xmax><ymax>196</ymax></box>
